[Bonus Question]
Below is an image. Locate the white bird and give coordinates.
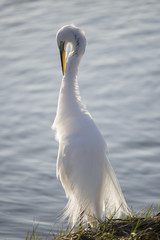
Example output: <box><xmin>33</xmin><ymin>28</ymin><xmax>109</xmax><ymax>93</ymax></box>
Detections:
<box><xmin>52</xmin><ymin>25</ymin><xmax>129</xmax><ymax>227</ymax></box>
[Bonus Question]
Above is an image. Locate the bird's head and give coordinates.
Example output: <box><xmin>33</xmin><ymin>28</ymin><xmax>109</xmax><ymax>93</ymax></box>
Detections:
<box><xmin>57</xmin><ymin>25</ymin><xmax>86</xmax><ymax>76</ymax></box>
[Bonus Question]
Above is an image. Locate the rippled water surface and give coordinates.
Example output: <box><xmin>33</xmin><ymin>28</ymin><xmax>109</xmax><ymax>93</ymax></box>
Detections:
<box><xmin>0</xmin><ymin>0</ymin><xmax>160</xmax><ymax>239</ymax></box>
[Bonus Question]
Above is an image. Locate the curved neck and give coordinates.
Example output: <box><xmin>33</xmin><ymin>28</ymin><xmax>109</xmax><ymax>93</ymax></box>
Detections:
<box><xmin>61</xmin><ymin>52</ymin><xmax>82</xmax><ymax>98</ymax></box>
<box><xmin>65</xmin><ymin>52</ymin><xmax>81</xmax><ymax>84</ymax></box>
<box><xmin>55</xmin><ymin>53</ymin><xmax>85</xmax><ymax>125</ymax></box>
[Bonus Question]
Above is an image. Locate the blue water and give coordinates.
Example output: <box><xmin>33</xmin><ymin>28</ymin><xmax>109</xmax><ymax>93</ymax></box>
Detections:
<box><xmin>0</xmin><ymin>0</ymin><xmax>160</xmax><ymax>239</ymax></box>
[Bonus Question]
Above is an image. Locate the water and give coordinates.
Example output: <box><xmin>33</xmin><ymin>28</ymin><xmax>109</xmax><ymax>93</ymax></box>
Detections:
<box><xmin>0</xmin><ymin>0</ymin><xmax>160</xmax><ymax>239</ymax></box>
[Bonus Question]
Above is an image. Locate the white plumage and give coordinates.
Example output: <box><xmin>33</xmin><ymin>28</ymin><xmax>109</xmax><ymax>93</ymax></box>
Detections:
<box><xmin>52</xmin><ymin>25</ymin><xmax>129</xmax><ymax>226</ymax></box>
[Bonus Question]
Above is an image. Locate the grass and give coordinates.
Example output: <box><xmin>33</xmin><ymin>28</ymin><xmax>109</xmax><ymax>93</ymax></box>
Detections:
<box><xmin>26</xmin><ymin>204</ymin><xmax>160</xmax><ymax>240</ymax></box>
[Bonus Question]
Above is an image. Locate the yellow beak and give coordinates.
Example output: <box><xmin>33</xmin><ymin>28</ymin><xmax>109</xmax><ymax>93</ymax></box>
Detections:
<box><xmin>60</xmin><ymin>49</ymin><xmax>66</xmax><ymax>76</ymax></box>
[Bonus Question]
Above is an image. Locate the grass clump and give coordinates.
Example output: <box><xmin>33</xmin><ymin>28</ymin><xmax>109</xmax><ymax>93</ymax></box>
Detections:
<box><xmin>27</xmin><ymin>204</ymin><xmax>160</xmax><ymax>240</ymax></box>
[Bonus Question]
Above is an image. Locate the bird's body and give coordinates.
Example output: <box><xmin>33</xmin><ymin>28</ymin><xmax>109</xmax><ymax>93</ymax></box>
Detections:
<box><xmin>53</xmin><ymin>25</ymin><xmax>129</xmax><ymax>226</ymax></box>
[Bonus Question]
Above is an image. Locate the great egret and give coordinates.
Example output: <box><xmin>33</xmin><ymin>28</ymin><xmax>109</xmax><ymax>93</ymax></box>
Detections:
<box><xmin>52</xmin><ymin>25</ymin><xmax>129</xmax><ymax>227</ymax></box>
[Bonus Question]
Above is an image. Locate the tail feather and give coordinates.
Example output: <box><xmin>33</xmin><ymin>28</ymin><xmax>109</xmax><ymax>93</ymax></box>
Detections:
<box><xmin>61</xmin><ymin>158</ymin><xmax>130</xmax><ymax>227</ymax></box>
<box><xmin>104</xmin><ymin>159</ymin><xmax>130</xmax><ymax>218</ymax></box>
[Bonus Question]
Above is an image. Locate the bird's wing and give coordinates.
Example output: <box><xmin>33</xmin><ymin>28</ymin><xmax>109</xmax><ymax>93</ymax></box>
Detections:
<box><xmin>56</xmin><ymin>141</ymin><xmax>71</xmax><ymax>197</ymax></box>
<box><xmin>56</xmin><ymin>136</ymin><xmax>86</xmax><ymax>197</ymax></box>
<box><xmin>56</xmin><ymin>114</ymin><xmax>107</xmax><ymax>192</ymax></box>
<box><xmin>57</xmin><ymin>135</ymin><xmax>85</xmax><ymax>175</ymax></box>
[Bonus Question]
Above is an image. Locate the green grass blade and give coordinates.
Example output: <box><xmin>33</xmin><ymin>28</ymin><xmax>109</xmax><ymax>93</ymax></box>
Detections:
<box><xmin>33</xmin><ymin>230</ymin><xmax>36</xmax><ymax>240</ymax></box>
<box><xmin>26</xmin><ymin>232</ymin><xmax>29</xmax><ymax>240</ymax></box>
<box><xmin>145</xmin><ymin>204</ymin><xmax>153</xmax><ymax>219</ymax></box>
<box><xmin>132</xmin><ymin>218</ymin><xmax>140</xmax><ymax>233</ymax></box>
<box><xmin>157</xmin><ymin>201</ymin><xmax>160</xmax><ymax>213</ymax></box>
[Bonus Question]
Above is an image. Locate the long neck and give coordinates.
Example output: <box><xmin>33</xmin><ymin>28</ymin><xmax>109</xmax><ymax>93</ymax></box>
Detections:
<box><xmin>65</xmin><ymin>52</ymin><xmax>81</xmax><ymax>89</ymax></box>
<box><xmin>55</xmin><ymin>53</ymin><xmax>86</xmax><ymax>126</ymax></box>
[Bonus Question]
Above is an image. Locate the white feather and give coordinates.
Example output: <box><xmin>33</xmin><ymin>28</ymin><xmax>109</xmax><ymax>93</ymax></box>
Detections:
<box><xmin>52</xmin><ymin>25</ymin><xmax>129</xmax><ymax>226</ymax></box>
